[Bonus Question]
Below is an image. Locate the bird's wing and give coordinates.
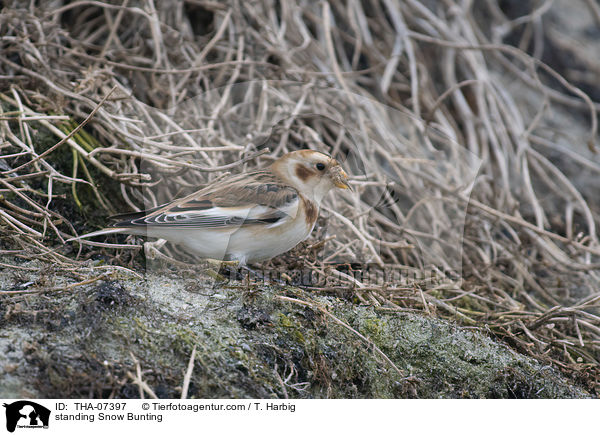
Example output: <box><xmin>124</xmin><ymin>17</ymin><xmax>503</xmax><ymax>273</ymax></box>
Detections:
<box><xmin>111</xmin><ymin>170</ymin><xmax>300</xmax><ymax>229</ymax></box>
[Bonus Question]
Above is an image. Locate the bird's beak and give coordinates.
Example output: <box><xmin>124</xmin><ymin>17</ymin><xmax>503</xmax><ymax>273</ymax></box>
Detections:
<box><xmin>332</xmin><ymin>167</ymin><xmax>351</xmax><ymax>190</ymax></box>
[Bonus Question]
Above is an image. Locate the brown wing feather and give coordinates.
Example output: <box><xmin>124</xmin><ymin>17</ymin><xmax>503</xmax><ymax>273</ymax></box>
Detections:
<box><xmin>155</xmin><ymin>170</ymin><xmax>298</xmax><ymax>212</ymax></box>
<box><xmin>110</xmin><ymin>169</ymin><xmax>299</xmax><ymax>228</ymax></box>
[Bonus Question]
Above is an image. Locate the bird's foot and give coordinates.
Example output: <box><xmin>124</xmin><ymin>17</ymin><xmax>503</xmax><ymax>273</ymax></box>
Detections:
<box><xmin>209</xmin><ymin>263</ymin><xmax>288</xmax><ymax>285</ymax></box>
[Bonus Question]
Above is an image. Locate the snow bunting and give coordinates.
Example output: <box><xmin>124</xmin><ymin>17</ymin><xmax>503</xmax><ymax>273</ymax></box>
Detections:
<box><xmin>74</xmin><ymin>150</ymin><xmax>350</xmax><ymax>264</ymax></box>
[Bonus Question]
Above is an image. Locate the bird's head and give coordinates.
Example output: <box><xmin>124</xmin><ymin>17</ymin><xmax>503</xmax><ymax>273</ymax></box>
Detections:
<box><xmin>271</xmin><ymin>150</ymin><xmax>350</xmax><ymax>203</ymax></box>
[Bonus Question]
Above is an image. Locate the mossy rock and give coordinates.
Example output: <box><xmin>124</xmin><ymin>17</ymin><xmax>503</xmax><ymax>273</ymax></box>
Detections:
<box><xmin>0</xmin><ymin>259</ymin><xmax>590</xmax><ymax>398</ymax></box>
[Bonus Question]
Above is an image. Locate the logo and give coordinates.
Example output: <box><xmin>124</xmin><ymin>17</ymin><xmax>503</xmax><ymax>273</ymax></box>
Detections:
<box><xmin>3</xmin><ymin>401</ymin><xmax>50</xmax><ymax>433</ymax></box>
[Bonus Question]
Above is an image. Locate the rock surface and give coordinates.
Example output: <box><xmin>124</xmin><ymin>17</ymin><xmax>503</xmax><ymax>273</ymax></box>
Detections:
<box><xmin>0</xmin><ymin>258</ymin><xmax>589</xmax><ymax>399</ymax></box>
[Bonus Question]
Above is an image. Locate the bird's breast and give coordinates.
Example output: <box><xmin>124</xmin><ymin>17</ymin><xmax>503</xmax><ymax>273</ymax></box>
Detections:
<box><xmin>300</xmin><ymin>195</ymin><xmax>318</xmax><ymax>228</ymax></box>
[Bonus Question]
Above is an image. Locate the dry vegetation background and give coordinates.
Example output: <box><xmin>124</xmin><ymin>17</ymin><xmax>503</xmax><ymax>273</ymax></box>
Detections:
<box><xmin>1</xmin><ymin>0</ymin><xmax>600</xmax><ymax>394</ymax></box>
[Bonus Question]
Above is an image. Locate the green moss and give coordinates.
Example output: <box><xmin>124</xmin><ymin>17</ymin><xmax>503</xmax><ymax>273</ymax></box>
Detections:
<box><xmin>277</xmin><ymin>312</ymin><xmax>294</xmax><ymax>328</ymax></box>
<box><xmin>359</xmin><ymin>316</ymin><xmax>386</xmax><ymax>343</ymax></box>
<box><xmin>19</xmin><ymin>117</ymin><xmax>128</xmax><ymax>232</ymax></box>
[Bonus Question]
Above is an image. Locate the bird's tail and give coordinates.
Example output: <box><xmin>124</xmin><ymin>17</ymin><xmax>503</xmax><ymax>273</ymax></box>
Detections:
<box><xmin>66</xmin><ymin>227</ymin><xmax>130</xmax><ymax>243</ymax></box>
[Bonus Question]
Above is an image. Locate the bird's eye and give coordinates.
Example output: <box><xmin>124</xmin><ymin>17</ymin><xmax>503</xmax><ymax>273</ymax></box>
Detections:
<box><xmin>316</xmin><ymin>163</ymin><xmax>326</xmax><ymax>171</ymax></box>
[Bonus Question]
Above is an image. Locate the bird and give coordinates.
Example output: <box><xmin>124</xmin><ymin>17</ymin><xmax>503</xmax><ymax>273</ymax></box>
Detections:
<box><xmin>71</xmin><ymin>150</ymin><xmax>350</xmax><ymax>265</ymax></box>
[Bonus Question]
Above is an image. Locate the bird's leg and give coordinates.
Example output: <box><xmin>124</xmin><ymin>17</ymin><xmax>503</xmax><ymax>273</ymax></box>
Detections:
<box><xmin>207</xmin><ymin>259</ymin><xmax>245</xmax><ymax>281</ymax></box>
<box><xmin>205</xmin><ymin>259</ymin><xmax>287</xmax><ymax>285</ymax></box>
<box><xmin>210</xmin><ymin>262</ymin><xmax>268</xmax><ymax>283</ymax></box>
<box><xmin>239</xmin><ymin>264</ymin><xmax>290</xmax><ymax>285</ymax></box>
